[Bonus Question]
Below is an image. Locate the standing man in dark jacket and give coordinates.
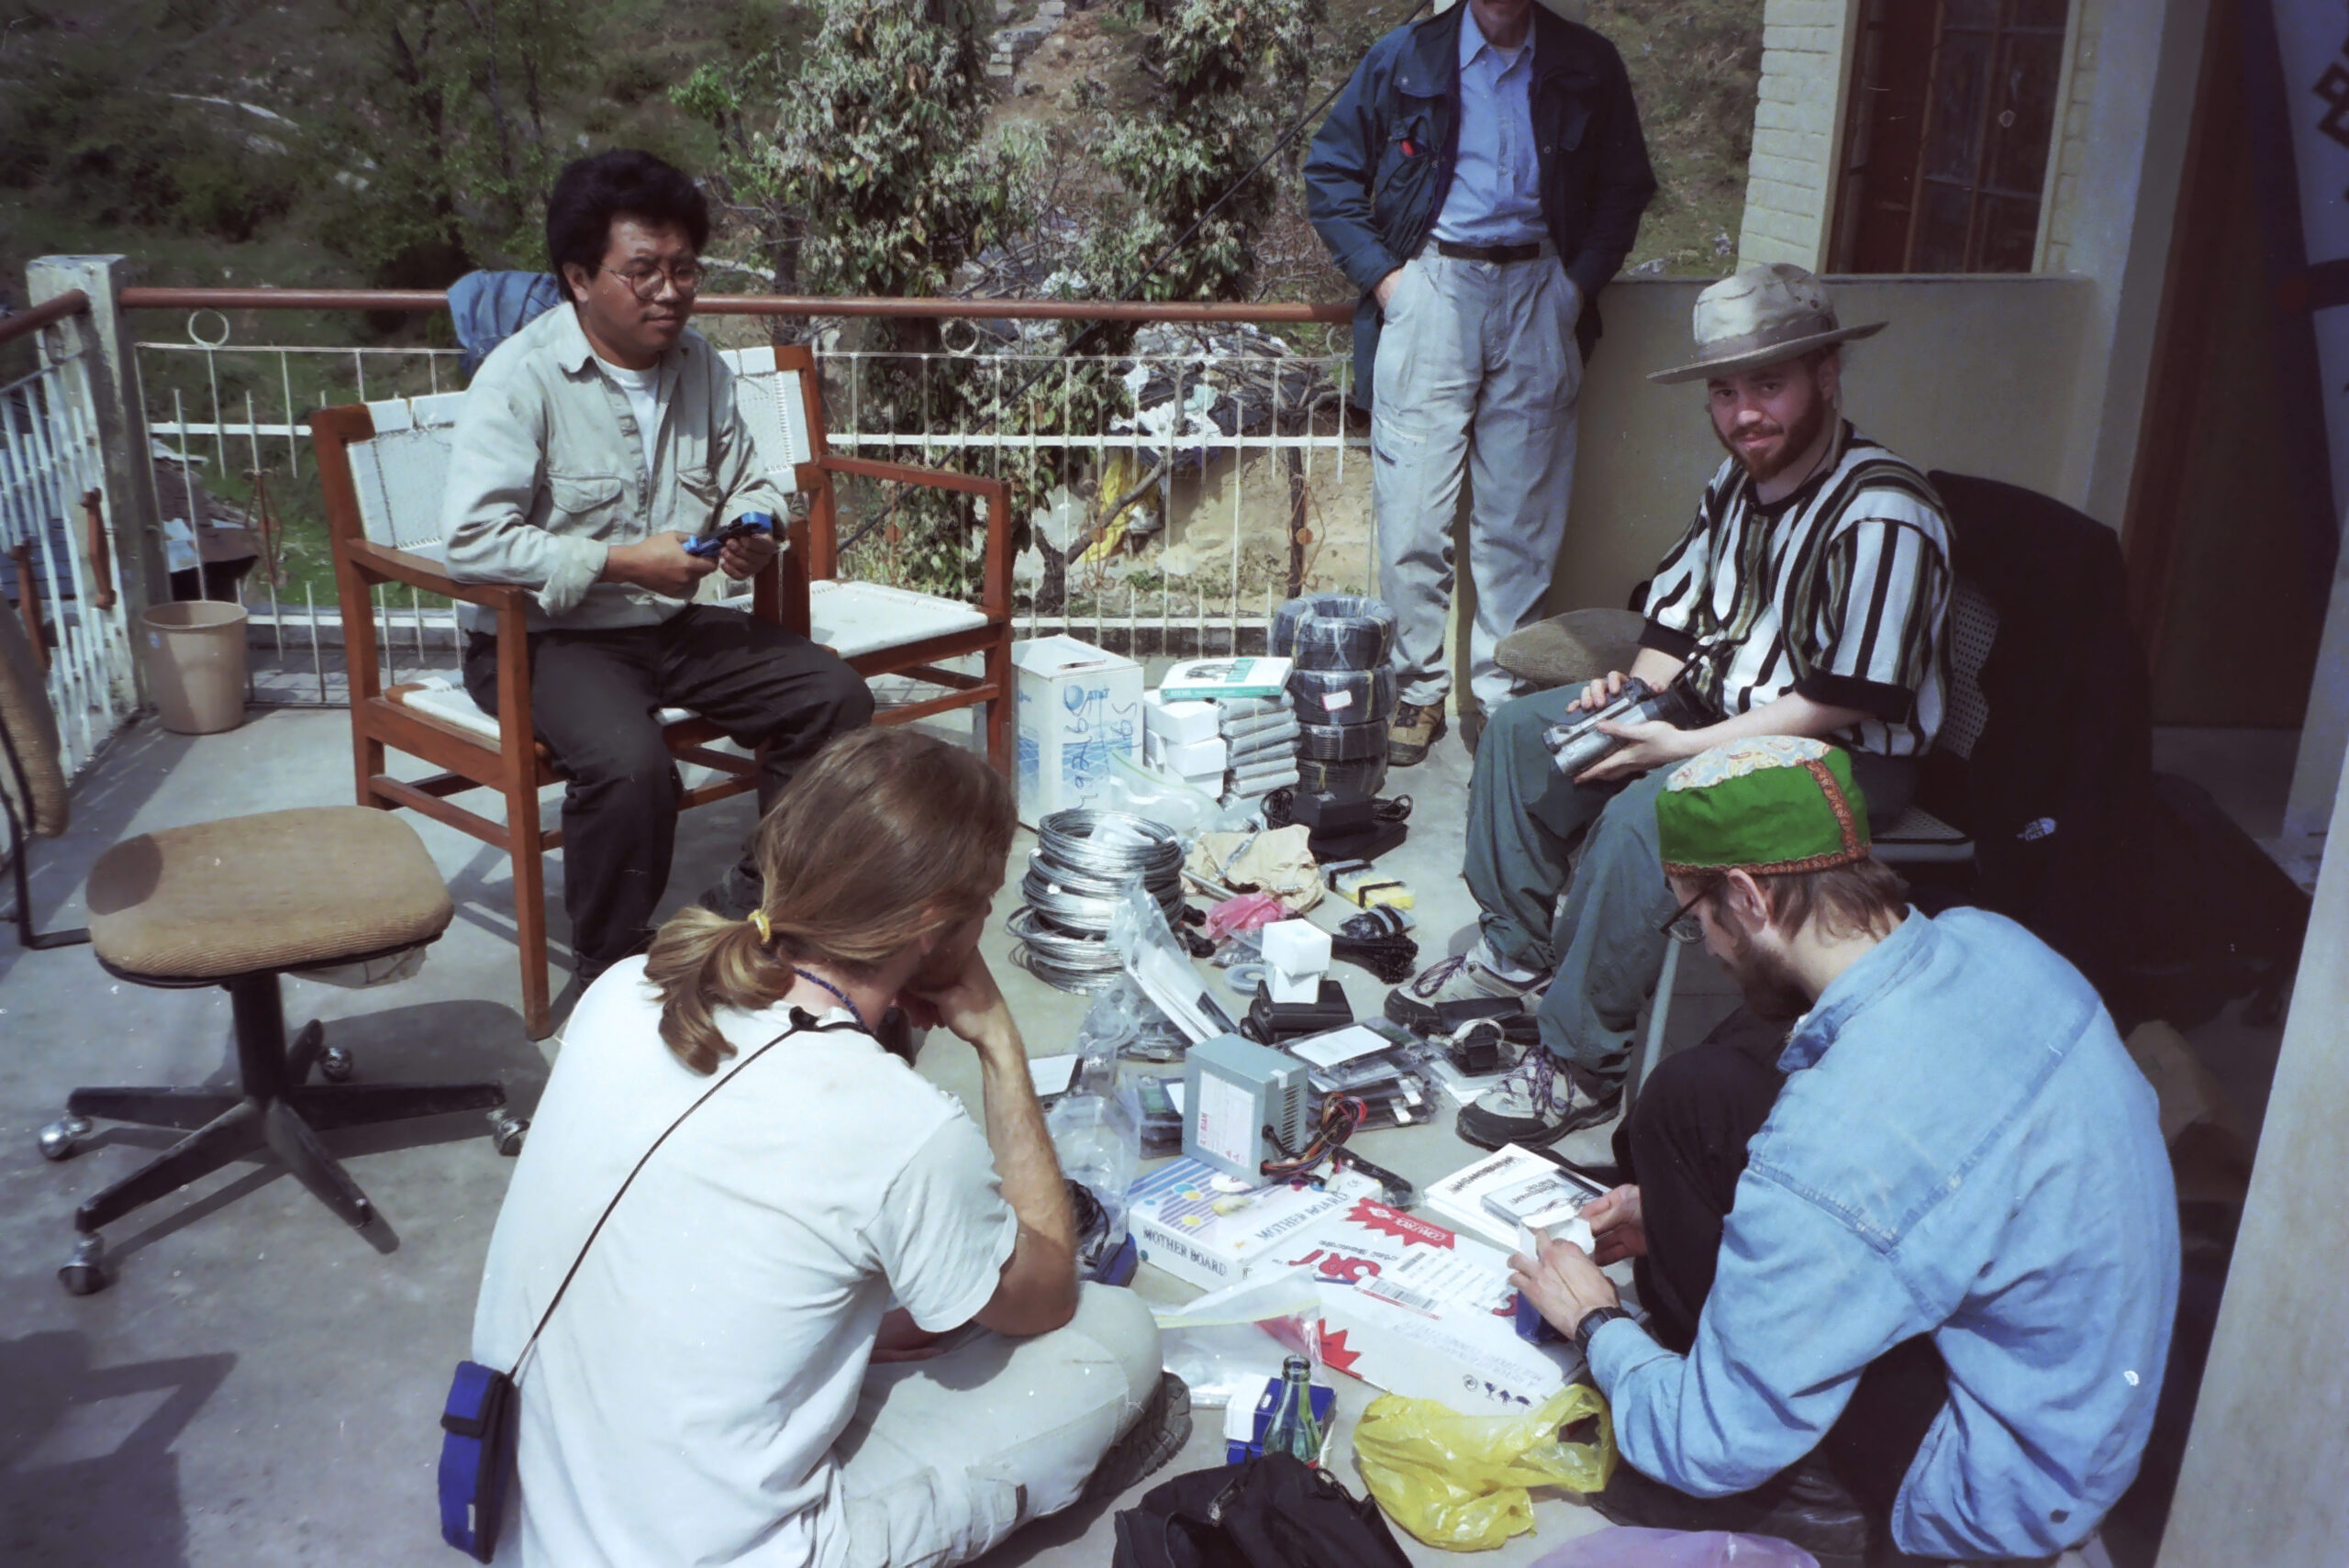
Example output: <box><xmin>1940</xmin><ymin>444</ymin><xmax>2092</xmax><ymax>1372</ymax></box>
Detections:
<box><xmin>1306</xmin><ymin>0</ymin><xmax>1654</xmax><ymax>764</ymax></box>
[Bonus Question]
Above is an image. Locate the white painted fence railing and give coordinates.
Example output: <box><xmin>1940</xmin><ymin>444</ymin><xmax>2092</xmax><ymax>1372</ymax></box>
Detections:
<box><xmin>0</xmin><ymin>314</ymin><xmax>135</xmax><ymax>774</ymax></box>
<box><xmin>130</xmin><ymin>309</ymin><xmax>1372</xmax><ymax>703</ymax></box>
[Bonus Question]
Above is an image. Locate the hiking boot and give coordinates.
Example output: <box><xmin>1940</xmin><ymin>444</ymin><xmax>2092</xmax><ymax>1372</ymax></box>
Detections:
<box><xmin>1082</xmin><ymin>1372</ymin><xmax>1194</xmax><ymax>1503</ymax></box>
<box><xmin>1387</xmin><ymin>701</ymin><xmax>1447</xmax><ymax>766</ymax></box>
<box><xmin>1455</xmin><ymin>1046</ymin><xmax>1620</xmax><ymax>1150</ymax></box>
<box><xmin>1384</xmin><ymin>947</ymin><xmax>1543</xmax><ymax>1034</ymax></box>
<box><xmin>1592</xmin><ymin>1454</ymin><xmax>1870</xmax><ymax>1568</ymax></box>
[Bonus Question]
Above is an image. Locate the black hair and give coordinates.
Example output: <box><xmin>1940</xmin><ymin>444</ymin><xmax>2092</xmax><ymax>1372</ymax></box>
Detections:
<box><xmin>544</xmin><ymin>150</ymin><xmax>710</xmax><ymax>302</ymax></box>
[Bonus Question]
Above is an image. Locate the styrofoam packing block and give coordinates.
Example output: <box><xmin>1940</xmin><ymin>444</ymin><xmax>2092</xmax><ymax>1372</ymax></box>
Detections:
<box><xmin>1260</xmin><ymin>920</ymin><xmax>1332</xmax><ymax>973</ymax></box>
<box><xmin>1267</xmin><ymin>968</ymin><xmax>1320</xmax><ymax>1005</ymax></box>
<box><xmin>1144</xmin><ymin>690</ymin><xmax>1223</xmax><ymax>745</ymax></box>
<box><xmin>1146</xmin><ymin>734</ymin><xmax>1228</xmax><ymax>774</ymax></box>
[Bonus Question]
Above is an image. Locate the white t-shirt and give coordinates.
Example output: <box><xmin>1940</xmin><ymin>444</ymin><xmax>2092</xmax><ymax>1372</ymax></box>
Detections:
<box><xmin>471</xmin><ymin>961</ymin><xmax>1018</xmax><ymax>1566</ymax></box>
<box><xmin>596</xmin><ymin>356</ymin><xmax>663</xmax><ymax>476</ymax></box>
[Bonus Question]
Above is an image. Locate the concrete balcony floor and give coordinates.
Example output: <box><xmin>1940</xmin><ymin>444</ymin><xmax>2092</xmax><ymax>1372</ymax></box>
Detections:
<box><xmin>0</xmin><ymin>706</ymin><xmax>2299</xmax><ymax>1566</ymax></box>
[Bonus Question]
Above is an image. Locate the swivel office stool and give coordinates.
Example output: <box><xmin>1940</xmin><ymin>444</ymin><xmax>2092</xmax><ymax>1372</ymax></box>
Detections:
<box><xmin>1</xmin><ymin>603</ymin><xmax>518</xmax><ymax>1295</ymax></box>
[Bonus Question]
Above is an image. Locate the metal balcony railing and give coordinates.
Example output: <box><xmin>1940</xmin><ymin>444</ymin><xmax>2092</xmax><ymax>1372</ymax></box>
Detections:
<box><xmin>120</xmin><ymin>288</ymin><xmax>1368</xmax><ymax>706</ymax></box>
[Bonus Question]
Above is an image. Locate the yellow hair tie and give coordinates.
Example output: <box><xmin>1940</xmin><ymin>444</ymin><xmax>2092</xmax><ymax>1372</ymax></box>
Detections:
<box><xmin>750</xmin><ymin>909</ymin><xmax>772</xmax><ymax>944</ymax></box>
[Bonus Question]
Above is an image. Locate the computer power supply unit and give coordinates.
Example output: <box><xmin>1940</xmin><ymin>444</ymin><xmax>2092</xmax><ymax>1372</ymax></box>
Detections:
<box><xmin>1182</xmin><ymin>1033</ymin><xmax>1311</xmax><ymax>1181</ymax></box>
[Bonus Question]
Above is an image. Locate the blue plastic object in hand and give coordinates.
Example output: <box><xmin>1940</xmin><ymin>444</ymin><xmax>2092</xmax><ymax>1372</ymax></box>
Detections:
<box><xmin>684</xmin><ymin>510</ymin><xmax>776</xmax><ymax>558</ymax></box>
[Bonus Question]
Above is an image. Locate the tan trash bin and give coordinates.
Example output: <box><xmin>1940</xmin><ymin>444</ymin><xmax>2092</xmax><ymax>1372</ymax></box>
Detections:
<box><xmin>142</xmin><ymin>600</ymin><xmax>248</xmax><ymax>735</ymax></box>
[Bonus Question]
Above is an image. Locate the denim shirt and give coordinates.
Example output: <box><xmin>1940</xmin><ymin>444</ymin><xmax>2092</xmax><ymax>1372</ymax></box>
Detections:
<box><xmin>1587</xmin><ymin>909</ymin><xmax>2178</xmax><ymax>1560</ymax></box>
<box><xmin>441</xmin><ymin>304</ymin><xmax>787</xmax><ymax>635</ymax></box>
<box><xmin>1431</xmin><ymin>6</ymin><xmax>1545</xmax><ymax>247</ymax></box>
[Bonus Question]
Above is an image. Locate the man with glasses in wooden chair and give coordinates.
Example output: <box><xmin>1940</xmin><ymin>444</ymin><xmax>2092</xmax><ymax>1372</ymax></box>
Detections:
<box><xmin>442</xmin><ymin>150</ymin><xmax>872</xmax><ymax>984</ymax></box>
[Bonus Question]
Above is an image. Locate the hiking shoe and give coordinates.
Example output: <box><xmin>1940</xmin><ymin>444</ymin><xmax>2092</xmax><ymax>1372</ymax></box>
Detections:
<box><xmin>1592</xmin><ymin>1454</ymin><xmax>1869</xmax><ymax>1568</ymax></box>
<box><xmin>1082</xmin><ymin>1372</ymin><xmax>1194</xmax><ymax>1503</ymax></box>
<box><xmin>1455</xmin><ymin>1047</ymin><xmax>1620</xmax><ymax>1150</ymax></box>
<box><xmin>1387</xmin><ymin>701</ymin><xmax>1447</xmax><ymax>766</ymax></box>
<box><xmin>1385</xmin><ymin>947</ymin><xmax>1543</xmax><ymax>1033</ymax></box>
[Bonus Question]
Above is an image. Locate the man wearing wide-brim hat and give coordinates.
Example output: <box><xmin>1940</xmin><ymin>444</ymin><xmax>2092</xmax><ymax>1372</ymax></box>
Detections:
<box><xmin>1508</xmin><ymin>736</ymin><xmax>2176</xmax><ymax>1566</ymax></box>
<box><xmin>1390</xmin><ymin>263</ymin><xmax>1957</xmax><ymax>1153</ymax></box>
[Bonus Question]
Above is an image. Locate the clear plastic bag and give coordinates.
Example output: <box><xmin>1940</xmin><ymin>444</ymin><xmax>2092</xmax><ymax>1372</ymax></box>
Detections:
<box><xmin>1047</xmin><ymin>1084</ymin><xmax>1141</xmax><ymax>1251</ymax></box>
<box><xmin>1103</xmin><ymin>749</ymin><xmax>1253</xmax><ymax>842</ymax></box>
<box><xmin>1152</xmin><ymin>1272</ymin><xmax>1323</xmax><ymax>1408</ymax></box>
<box><xmin>1352</xmin><ymin>1385</ymin><xmax>1618</xmax><ymax>1551</ymax></box>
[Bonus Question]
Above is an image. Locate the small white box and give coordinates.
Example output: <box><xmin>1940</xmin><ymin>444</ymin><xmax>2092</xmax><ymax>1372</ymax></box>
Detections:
<box><xmin>1260</xmin><ymin>920</ymin><xmax>1332</xmax><ymax>974</ymax></box>
<box><xmin>1266</xmin><ymin>967</ymin><xmax>1320</xmax><ymax>1005</ymax></box>
<box><xmin>1146</xmin><ymin>733</ymin><xmax>1230</xmax><ymax>775</ymax></box>
<box><xmin>1126</xmin><ymin>1158</ymin><xmax>1352</xmax><ymax>1290</ymax></box>
<box><xmin>1014</xmin><ymin>635</ymin><xmax>1143</xmax><ymax>828</ymax></box>
<box><xmin>1144</xmin><ymin>690</ymin><xmax>1223</xmax><ymax>745</ymax></box>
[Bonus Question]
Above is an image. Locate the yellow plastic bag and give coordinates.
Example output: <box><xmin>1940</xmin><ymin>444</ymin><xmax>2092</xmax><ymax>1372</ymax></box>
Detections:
<box><xmin>1352</xmin><ymin>1385</ymin><xmax>1617</xmax><ymax>1551</ymax></box>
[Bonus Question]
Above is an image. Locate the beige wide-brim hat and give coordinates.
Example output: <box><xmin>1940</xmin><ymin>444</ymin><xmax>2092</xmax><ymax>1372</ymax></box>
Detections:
<box><xmin>1650</xmin><ymin>262</ymin><xmax>1887</xmax><ymax>384</ymax></box>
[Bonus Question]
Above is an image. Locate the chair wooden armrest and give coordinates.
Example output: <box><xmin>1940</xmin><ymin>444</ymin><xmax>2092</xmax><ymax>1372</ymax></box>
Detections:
<box><xmin>807</xmin><ymin>454</ymin><xmax>1012</xmax><ymax>618</ymax></box>
<box><xmin>344</xmin><ymin>539</ymin><xmax>530</xmax><ymax>613</ymax></box>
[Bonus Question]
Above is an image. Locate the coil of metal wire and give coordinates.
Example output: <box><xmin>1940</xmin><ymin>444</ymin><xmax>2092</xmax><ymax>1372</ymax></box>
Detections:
<box><xmin>1011</xmin><ymin>809</ymin><xmax>1188</xmax><ymax>991</ymax></box>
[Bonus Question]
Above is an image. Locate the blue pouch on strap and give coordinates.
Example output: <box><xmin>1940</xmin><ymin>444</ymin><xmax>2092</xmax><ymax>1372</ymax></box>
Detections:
<box><xmin>438</xmin><ymin>1360</ymin><xmax>518</xmax><ymax>1562</ymax></box>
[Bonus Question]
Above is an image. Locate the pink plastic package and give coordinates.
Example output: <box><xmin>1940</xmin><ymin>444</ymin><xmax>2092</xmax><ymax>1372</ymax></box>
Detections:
<box><xmin>1530</xmin><ymin>1528</ymin><xmax>1821</xmax><ymax>1568</ymax></box>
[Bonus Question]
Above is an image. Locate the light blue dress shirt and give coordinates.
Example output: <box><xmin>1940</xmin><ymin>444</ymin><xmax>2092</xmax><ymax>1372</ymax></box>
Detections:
<box><xmin>1586</xmin><ymin>908</ymin><xmax>2180</xmax><ymax>1561</ymax></box>
<box><xmin>1431</xmin><ymin>6</ymin><xmax>1547</xmax><ymax>246</ymax></box>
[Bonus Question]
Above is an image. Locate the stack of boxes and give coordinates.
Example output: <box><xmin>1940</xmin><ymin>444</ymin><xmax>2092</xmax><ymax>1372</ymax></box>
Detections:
<box><xmin>1141</xmin><ymin>690</ymin><xmax>1228</xmax><ymax>793</ymax></box>
<box><xmin>1219</xmin><ymin>694</ymin><xmax>1299</xmax><ymax>801</ymax></box>
<box><xmin>1139</xmin><ymin>688</ymin><xmax>1299</xmax><ymax>802</ymax></box>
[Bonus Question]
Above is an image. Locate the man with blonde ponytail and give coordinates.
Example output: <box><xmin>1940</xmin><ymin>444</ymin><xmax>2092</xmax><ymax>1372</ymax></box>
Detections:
<box><xmin>470</xmin><ymin>728</ymin><xmax>1180</xmax><ymax>1566</ymax></box>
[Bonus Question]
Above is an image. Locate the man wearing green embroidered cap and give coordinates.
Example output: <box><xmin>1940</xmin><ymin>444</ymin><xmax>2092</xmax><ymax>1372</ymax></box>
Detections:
<box><xmin>1507</xmin><ymin>737</ymin><xmax>2178</xmax><ymax>1567</ymax></box>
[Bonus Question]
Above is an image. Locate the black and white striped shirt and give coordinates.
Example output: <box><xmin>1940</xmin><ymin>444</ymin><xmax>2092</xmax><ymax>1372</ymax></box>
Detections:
<box><xmin>1640</xmin><ymin>424</ymin><xmax>1952</xmax><ymax>758</ymax></box>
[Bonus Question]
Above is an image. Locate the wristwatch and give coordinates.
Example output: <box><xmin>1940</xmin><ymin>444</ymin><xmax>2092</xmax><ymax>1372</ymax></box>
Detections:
<box><xmin>1573</xmin><ymin>1306</ymin><xmax>1633</xmax><ymax>1355</ymax></box>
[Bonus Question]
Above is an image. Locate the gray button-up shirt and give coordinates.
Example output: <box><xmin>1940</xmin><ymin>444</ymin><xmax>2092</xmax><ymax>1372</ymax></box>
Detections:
<box><xmin>442</xmin><ymin>303</ymin><xmax>787</xmax><ymax>634</ymax></box>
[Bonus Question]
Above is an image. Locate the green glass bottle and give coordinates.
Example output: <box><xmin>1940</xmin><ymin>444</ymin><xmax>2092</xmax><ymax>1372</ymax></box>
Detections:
<box><xmin>1262</xmin><ymin>1354</ymin><xmax>1322</xmax><ymax>1462</ymax></box>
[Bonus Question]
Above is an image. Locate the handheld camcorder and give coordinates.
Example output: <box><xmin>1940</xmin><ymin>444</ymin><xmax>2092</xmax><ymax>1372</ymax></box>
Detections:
<box><xmin>1541</xmin><ymin>676</ymin><xmax>1695</xmax><ymax>776</ymax></box>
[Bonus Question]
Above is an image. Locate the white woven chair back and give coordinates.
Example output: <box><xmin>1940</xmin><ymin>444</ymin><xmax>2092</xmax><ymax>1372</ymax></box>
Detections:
<box><xmin>716</xmin><ymin>348</ymin><xmax>815</xmax><ymax>481</ymax></box>
<box><xmin>345</xmin><ymin>392</ymin><xmax>468</xmax><ymax>559</ymax></box>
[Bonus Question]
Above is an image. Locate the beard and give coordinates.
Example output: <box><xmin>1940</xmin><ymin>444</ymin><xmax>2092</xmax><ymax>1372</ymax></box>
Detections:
<box><xmin>1714</xmin><ymin>381</ymin><xmax>1833</xmax><ymax>484</ymax></box>
<box><xmin>1716</xmin><ymin>908</ymin><xmax>1814</xmax><ymax>1022</ymax></box>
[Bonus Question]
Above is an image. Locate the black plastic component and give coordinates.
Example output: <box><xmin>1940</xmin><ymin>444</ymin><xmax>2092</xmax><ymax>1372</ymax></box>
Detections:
<box><xmin>1247</xmin><ymin>978</ymin><xmax>1356</xmax><ymax>1042</ymax></box>
<box><xmin>1291</xmin><ymin>789</ymin><xmax>1377</xmax><ymax>833</ymax></box>
<box><xmin>1309</xmin><ymin>819</ymin><xmax>1408</xmax><ymax>865</ymax></box>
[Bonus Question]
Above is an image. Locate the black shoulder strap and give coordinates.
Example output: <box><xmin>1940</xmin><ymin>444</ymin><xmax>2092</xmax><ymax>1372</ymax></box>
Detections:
<box><xmin>508</xmin><ymin>1007</ymin><xmax>863</xmax><ymax>1384</ymax></box>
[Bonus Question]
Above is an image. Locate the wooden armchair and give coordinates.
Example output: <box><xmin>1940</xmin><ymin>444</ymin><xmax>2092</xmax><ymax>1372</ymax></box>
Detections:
<box><xmin>307</xmin><ymin>344</ymin><xmax>1013</xmax><ymax>1040</ymax></box>
<box><xmin>308</xmin><ymin>394</ymin><xmax>792</xmax><ymax>1039</ymax></box>
<box><xmin>716</xmin><ymin>342</ymin><xmax>1014</xmax><ymax>771</ymax></box>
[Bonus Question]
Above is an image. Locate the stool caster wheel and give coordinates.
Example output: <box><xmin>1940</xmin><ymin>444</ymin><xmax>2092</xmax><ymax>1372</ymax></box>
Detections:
<box><xmin>59</xmin><ymin>1235</ymin><xmax>106</xmax><ymax>1296</ymax></box>
<box><xmin>489</xmin><ymin>1111</ymin><xmax>529</xmax><ymax>1157</ymax></box>
<box><xmin>318</xmin><ymin>1045</ymin><xmax>356</xmax><ymax>1083</ymax></box>
<box><xmin>38</xmin><ymin>1114</ymin><xmax>92</xmax><ymax>1162</ymax></box>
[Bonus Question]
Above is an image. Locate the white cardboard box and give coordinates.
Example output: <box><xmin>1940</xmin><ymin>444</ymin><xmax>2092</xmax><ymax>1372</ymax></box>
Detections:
<box><xmin>1013</xmin><ymin>635</ymin><xmax>1144</xmax><ymax>828</ymax></box>
<box><xmin>1271</xmin><ymin>1198</ymin><xmax>1582</xmax><ymax>1413</ymax></box>
<box><xmin>1423</xmin><ymin>1143</ymin><xmax>1607</xmax><ymax>1251</ymax></box>
<box><xmin>1145</xmin><ymin>733</ymin><xmax>1230</xmax><ymax>775</ymax></box>
<box><xmin>1129</xmin><ymin>1158</ymin><xmax>1353</xmax><ymax>1291</ymax></box>
<box><xmin>1144</xmin><ymin>690</ymin><xmax>1223</xmax><ymax>745</ymax></box>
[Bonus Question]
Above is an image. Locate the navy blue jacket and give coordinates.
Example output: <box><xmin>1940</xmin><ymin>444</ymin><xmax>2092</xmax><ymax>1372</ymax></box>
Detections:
<box><xmin>1304</xmin><ymin>4</ymin><xmax>1656</xmax><ymax>408</ymax></box>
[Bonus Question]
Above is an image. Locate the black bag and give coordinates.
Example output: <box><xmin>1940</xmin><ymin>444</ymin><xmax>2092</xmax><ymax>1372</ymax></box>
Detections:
<box><xmin>1110</xmin><ymin>1454</ymin><xmax>1412</xmax><ymax>1568</ymax></box>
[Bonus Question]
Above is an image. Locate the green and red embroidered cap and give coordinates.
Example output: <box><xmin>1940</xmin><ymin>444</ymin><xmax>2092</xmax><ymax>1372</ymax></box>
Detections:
<box><xmin>1656</xmin><ymin>736</ymin><xmax>1873</xmax><ymax>876</ymax></box>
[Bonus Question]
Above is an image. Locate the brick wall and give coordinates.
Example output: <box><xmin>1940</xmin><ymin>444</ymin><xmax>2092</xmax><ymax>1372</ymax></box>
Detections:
<box><xmin>1736</xmin><ymin>0</ymin><xmax>1854</xmax><ymax>269</ymax></box>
